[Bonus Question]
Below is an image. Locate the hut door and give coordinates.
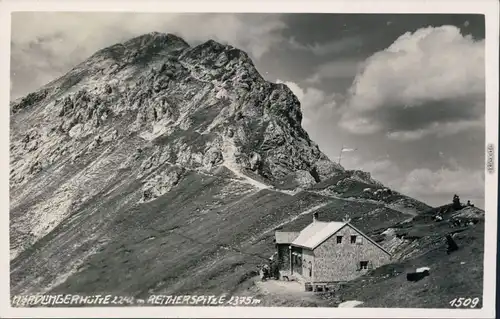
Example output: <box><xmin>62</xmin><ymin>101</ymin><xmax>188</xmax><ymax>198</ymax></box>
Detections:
<box><xmin>292</xmin><ymin>253</ymin><xmax>303</xmax><ymax>275</ymax></box>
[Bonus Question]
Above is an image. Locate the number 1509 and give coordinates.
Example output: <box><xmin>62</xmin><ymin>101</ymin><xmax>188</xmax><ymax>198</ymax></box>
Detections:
<box><xmin>449</xmin><ymin>297</ymin><xmax>480</xmax><ymax>308</ymax></box>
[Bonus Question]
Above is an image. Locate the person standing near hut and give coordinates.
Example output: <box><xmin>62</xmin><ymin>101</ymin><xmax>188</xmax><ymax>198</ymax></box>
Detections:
<box><xmin>270</xmin><ymin>260</ymin><xmax>280</xmax><ymax>280</ymax></box>
<box><xmin>262</xmin><ymin>263</ymin><xmax>270</xmax><ymax>281</ymax></box>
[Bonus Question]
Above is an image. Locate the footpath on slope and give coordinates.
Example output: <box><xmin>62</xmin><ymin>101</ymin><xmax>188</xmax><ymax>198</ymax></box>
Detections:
<box><xmin>213</xmin><ymin>150</ymin><xmax>421</xmax><ymax>221</ymax></box>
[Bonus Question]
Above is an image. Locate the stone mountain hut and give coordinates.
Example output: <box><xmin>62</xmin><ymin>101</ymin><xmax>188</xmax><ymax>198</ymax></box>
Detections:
<box><xmin>275</xmin><ymin>212</ymin><xmax>391</xmax><ymax>289</ymax></box>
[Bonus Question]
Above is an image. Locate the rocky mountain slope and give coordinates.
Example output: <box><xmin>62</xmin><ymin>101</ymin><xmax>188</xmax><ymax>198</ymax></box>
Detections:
<box><xmin>9</xmin><ymin>32</ymin><xmax>484</xmax><ymax>307</ymax></box>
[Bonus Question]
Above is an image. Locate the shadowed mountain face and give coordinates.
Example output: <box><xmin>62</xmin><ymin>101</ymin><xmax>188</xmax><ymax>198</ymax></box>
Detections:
<box><xmin>9</xmin><ymin>32</ymin><xmax>483</xmax><ymax>305</ymax></box>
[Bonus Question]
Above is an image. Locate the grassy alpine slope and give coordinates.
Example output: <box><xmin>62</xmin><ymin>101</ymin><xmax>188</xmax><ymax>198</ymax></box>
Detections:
<box><xmin>9</xmin><ymin>32</ymin><xmax>484</xmax><ymax>308</ymax></box>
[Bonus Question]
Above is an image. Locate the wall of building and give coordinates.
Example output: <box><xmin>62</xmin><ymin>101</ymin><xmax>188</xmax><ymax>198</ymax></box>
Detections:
<box><xmin>276</xmin><ymin>244</ymin><xmax>290</xmax><ymax>270</ymax></box>
<box><xmin>291</xmin><ymin>246</ymin><xmax>303</xmax><ymax>276</ymax></box>
<box><xmin>301</xmin><ymin>248</ymin><xmax>314</xmax><ymax>281</ymax></box>
<box><xmin>313</xmin><ymin>225</ymin><xmax>391</xmax><ymax>282</ymax></box>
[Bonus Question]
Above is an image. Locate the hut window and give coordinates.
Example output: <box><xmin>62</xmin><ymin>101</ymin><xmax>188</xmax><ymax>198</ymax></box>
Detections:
<box><xmin>360</xmin><ymin>261</ymin><xmax>369</xmax><ymax>270</ymax></box>
<box><xmin>336</xmin><ymin>236</ymin><xmax>343</xmax><ymax>244</ymax></box>
<box><xmin>350</xmin><ymin>235</ymin><xmax>357</xmax><ymax>244</ymax></box>
<box><xmin>356</xmin><ymin>236</ymin><xmax>363</xmax><ymax>245</ymax></box>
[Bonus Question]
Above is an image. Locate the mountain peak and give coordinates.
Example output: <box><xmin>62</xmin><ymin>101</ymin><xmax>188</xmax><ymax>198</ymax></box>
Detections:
<box><xmin>87</xmin><ymin>31</ymin><xmax>190</xmax><ymax>66</ymax></box>
<box><xmin>10</xmin><ymin>32</ymin><xmax>345</xmax><ymax>203</ymax></box>
<box><xmin>122</xmin><ymin>32</ymin><xmax>190</xmax><ymax>50</ymax></box>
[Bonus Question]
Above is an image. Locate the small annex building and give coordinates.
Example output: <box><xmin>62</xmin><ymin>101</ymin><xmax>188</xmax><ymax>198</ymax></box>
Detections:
<box><xmin>274</xmin><ymin>212</ymin><xmax>391</xmax><ymax>287</ymax></box>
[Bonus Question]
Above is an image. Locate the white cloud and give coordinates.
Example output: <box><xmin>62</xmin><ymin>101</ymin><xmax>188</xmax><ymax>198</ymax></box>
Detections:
<box><xmin>275</xmin><ymin>79</ymin><xmax>337</xmax><ymax>127</ymax></box>
<box><xmin>343</xmin><ymin>156</ymin><xmax>485</xmax><ymax>208</ymax></box>
<box><xmin>400</xmin><ymin>167</ymin><xmax>484</xmax><ymax>206</ymax></box>
<box><xmin>288</xmin><ymin>36</ymin><xmax>362</xmax><ymax>56</ymax></box>
<box><xmin>339</xmin><ymin>25</ymin><xmax>485</xmax><ymax>139</ymax></box>
<box><xmin>337</xmin><ymin>116</ymin><xmax>381</xmax><ymax>135</ymax></box>
<box><xmin>305</xmin><ymin>59</ymin><xmax>362</xmax><ymax>83</ymax></box>
<box><xmin>359</xmin><ymin>159</ymin><xmax>398</xmax><ymax>177</ymax></box>
<box><xmin>11</xmin><ymin>12</ymin><xmax>286</xmax><ymax>98</ymax></box>
<box><xmin>343</xmin><ymin>157</ymin><xmax>402</xmax><ymax>184</ymax></box>
<box><xmin>12</xmin><ymin>12</ymin><xmax>285</xmax><ymax>59</ymax></box>
<box><xmin>386</xmin><ymin>118</ymin><xmax>485</xmax><ymax>141</ymax></box>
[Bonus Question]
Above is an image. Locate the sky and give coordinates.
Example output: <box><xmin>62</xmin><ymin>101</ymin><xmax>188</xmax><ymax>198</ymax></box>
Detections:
<box><xmin>10</xmin><ymin>12</ymin><xmax>486</xmax><ymax>208</ymax></box>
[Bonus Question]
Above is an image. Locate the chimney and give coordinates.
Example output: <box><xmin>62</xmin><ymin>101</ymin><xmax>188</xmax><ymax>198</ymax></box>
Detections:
<box><xmin>313</xmin><ymin>212</ymin><xmax>319</xmax><ymax>223</ymax></box>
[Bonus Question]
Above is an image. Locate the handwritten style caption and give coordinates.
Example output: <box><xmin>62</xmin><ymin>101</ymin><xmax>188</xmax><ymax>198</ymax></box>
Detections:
<box><xmin>12</xmin><ymin>294</ymin><xmax>135</xmax><ymax>306</ymax></box>
<box><xmin>146</xmin><ymin>295</ymin><xmax>261</xmax><ymax>306</ymax></box>
<box><xmin>11</xmin><ymin>294</ymin><xmax>261</xmax><ymax>306</ymax></box>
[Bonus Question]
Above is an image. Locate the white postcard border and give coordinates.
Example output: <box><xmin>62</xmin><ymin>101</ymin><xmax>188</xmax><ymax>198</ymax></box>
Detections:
<box><xmin>0</xmin><ymin>0</ymin><xmax>497</xmax><ymax>318</ymax></box>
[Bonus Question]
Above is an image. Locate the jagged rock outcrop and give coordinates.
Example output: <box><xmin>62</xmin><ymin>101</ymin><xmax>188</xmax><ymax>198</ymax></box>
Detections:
<box><xmin>10</xmin><ymin>32</ymin><xmax>341</xmax><ymax>194</ymax></box>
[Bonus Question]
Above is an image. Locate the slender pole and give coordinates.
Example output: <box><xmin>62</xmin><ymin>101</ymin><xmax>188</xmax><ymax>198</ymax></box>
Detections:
<box><xmin>312</xmin><ymin>254</ymin><xmax>315</xmax><ymax>290</ymax></box>
<box><xmin>338</xmin><ymin>144</ymin><xmax>344</xmax><ymax>165</ymax></box>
